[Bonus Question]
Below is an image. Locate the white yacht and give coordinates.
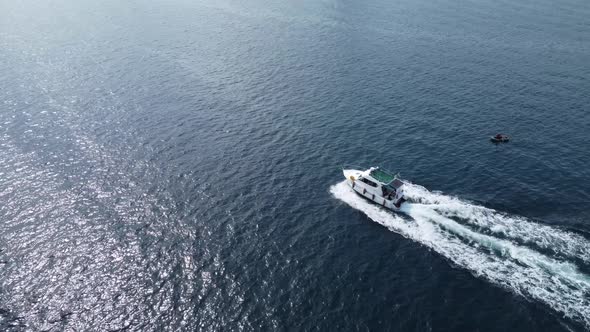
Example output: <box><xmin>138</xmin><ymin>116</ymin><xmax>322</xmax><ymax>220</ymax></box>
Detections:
<box><xmin>342</xmin><ymin>167</ymin><xmax>407</xmax><ymax>210</ymax></box>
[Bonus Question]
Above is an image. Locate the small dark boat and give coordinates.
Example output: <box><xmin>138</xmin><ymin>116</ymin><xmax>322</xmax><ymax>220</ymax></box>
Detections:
<box><xmin>490</xmin><ymin>134</ymin><xmax>509</xmax><ymax>143</ymax></box>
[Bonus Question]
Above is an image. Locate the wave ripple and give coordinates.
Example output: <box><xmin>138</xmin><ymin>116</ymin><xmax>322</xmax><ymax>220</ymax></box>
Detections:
<box><xmin>331</xmin><ymin>181</ymin><xmax>590</xmax><ymax>328</ymax></box>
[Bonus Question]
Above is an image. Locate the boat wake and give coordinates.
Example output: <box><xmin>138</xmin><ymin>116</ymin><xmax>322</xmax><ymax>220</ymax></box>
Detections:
<box><xmin>330</xmin><ymin>181</ymin><xmax>590</xmax><ymax>328</ymax></box>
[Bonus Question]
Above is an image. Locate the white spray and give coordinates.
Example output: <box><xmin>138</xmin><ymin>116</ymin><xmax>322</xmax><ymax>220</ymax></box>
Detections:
<box><xmin>330</xmin><ymin>181</ymin><xmax>590</xmax><ymax>328</ymax></box>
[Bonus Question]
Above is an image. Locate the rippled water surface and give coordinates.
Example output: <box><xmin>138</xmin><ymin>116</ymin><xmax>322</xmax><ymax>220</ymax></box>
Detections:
<box><xmin>1</xmin><ymin>0</ymin><xmax>590</xmax><ymax>330</ymax></box>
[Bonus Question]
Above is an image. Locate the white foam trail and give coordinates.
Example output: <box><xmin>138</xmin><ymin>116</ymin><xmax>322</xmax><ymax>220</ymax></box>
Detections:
<box><xmin>330</xmin><ymin>181</ymin><xmax>590</xmax><ymax>328</ymax></box>
<box><xmin>403</xmin><ymin>182</ymin><xmax>590</xmax><ymax>263</ymax></box>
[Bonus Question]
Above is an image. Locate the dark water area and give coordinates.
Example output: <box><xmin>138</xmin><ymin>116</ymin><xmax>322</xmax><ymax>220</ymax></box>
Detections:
<box><xmin>1</xmin><ymin>0</ymin><xmax>589</xmax><ymax>330</ymax></box>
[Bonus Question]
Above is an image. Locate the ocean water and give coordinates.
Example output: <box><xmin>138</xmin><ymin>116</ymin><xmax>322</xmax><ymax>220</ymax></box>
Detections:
<box><xmin>1</xmin><ymin>0</ymin><xmax>590</xmax><ymax>330</ymax></box>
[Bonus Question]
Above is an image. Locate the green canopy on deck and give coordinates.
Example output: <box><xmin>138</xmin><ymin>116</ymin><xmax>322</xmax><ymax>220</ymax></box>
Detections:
<box><xmin>369</xmin><ymin>168</ymin><xmax>396</xmax><ymax>184</ymax></box>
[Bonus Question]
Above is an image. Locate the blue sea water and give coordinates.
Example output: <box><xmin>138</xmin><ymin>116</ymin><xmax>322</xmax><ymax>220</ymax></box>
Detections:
<box><xmin>1</xmin><ymin>0</ymin><xmax>590</xmax><ymax>330</ymax></box>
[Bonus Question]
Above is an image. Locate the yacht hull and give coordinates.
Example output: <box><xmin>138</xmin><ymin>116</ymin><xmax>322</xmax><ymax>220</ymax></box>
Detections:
<box><xmin>342</xmin><ymin>169</ymin><xmax>404</xmax><ymax>211</ymax></box>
